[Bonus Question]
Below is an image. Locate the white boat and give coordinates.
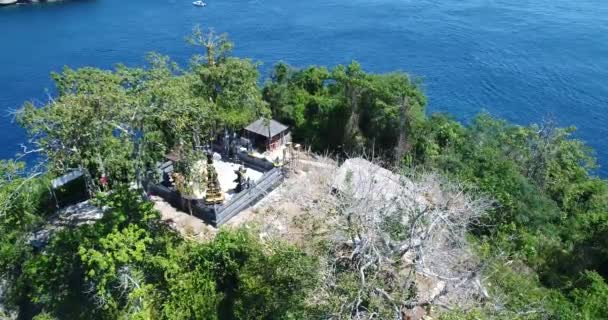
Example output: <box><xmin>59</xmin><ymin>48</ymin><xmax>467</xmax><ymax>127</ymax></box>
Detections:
<box><xmin>192</xmin><ymin>1</ymin><xmax>206</xmax><ymax>7</ymax></box>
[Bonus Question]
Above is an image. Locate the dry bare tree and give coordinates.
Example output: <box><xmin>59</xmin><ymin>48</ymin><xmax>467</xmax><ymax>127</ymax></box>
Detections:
<box><xmin>257</xmin><ymin>156</ymin><xmax>493</xmax><ymax>319</ymax></box>
<box><xmin>186</xmin><ymin>25</ymin><xmax>233</xmax><ymax>67</ymax></box>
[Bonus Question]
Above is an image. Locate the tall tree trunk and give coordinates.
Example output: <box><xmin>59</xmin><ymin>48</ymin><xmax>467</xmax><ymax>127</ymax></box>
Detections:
<box><xmin>394</xmin><ymin>95</ymin><xmax>411</xmax><ymax>165</ymax></box>
<box><xmin>343</xmin><ymin>83</ymin><xmax>362</xmax><ymax>151</ymax></box>
<box><xmin>206</xmin><ymin>44</ymin><xmax>215</xmax><ymax>67</ymax></box>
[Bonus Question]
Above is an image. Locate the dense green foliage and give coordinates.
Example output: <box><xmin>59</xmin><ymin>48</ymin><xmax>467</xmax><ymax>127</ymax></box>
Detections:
<box><xmin>405</xmin><ymin>114</ymin><xmax>608</xmax><ymax>283</ymax></box>
<box><xmin>263</xmin><ymin>62</ymin><xmax>426</xmax><ymax>159</ymax></box>
<box><xmin>0</xmin><ymin>161</ymin><xmax>53</xmax><ymax>318</ymax></box>
<box><xmin>2</xmin><ymin>186</ymin><xmax>318</xmax><ymax>319</ymax></box>
<box><xmin>17</xmin><ymin>28</ymin><xmax>268</xmax><ymax>190</ymax></box>
<box><xmin>1</xmin><ymin>30</ymin><xmax>607</xmax><ymax>319</ymax></box>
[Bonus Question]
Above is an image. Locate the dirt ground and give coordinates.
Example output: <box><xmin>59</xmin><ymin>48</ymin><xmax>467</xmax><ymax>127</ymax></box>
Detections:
<box><xmin>154</xmin><ymin>155</ymin><xmax>336</xmax><ymax>243</ymax></box>
<box><xmin>225</xmin><ymin>156</ymin><xmax>339</xmax><ymax>245</ymax></box>
<box><xmin>152</xmin><ymin>154</ymin><xmax>476</xmax><ymax>313</ymax></box>
<box><xmin>150</xmin><ymin>158</ymin><xmax>267</xmax><ymax>242</ymax></box>
<box><xmin>152</xmin><ymin>196</ymin><xmax>218</xmax><ymax>242</ymax></box>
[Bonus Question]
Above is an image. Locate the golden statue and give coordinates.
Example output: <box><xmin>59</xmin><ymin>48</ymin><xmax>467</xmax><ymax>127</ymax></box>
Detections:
<box><xmin>204</xmin><ymin>154</ymin><xmax>224</xmax><ymax>205</ymax></box>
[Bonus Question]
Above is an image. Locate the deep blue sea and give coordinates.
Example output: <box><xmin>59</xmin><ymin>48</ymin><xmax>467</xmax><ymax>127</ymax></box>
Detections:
<box><xmin>1</xmin><ymin>0</ymin><xmax>607</xmax><ymax>175</ymax></box>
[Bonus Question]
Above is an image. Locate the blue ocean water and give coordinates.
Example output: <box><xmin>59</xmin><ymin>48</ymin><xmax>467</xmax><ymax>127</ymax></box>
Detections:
<box><xmin>1</xmin><ymin>0</ymin><xmax>607</xmax><ymax>175</ymax></box>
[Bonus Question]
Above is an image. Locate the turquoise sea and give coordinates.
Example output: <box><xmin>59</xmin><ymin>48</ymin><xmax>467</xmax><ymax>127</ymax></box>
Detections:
<box><xmin>1</xmin><ymin>0</ymin><xmax>607</xmax><ymax>175</ymax></box>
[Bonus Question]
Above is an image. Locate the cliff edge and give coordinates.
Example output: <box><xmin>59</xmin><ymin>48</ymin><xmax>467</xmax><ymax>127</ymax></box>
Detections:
<box><xmin>1</xmin><ymin>0</ymin><xmax>64</xmax><ymax>5</ymax></box>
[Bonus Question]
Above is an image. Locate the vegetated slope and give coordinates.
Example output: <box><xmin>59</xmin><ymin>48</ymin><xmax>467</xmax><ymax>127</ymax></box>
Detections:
<box><xmin>0</xmin><ymin>29</ymin><xmax>606</xmax><ymax>319</ymax></box>
<box><xmin>234</xmin><ymin>156</ymin><xmax>492</xmax><ymax>318</ymax></box>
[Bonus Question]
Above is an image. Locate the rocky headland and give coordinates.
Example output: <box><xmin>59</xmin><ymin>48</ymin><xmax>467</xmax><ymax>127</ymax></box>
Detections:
<box><xmin>1</xmin><ymin>0</ymin><xmax>64</xmax><ymax>6</ymax></box>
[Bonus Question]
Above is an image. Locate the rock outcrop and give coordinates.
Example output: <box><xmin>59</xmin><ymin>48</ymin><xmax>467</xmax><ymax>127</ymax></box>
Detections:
<box><xmin>0</xmin><ymin>0</ymin><xmax>18</xmax><ymax>6</ymax></box>
<box><xmin>0</xmin><ymin>0</ymin><xmax>64</xmax><ymax>6</ymax></box>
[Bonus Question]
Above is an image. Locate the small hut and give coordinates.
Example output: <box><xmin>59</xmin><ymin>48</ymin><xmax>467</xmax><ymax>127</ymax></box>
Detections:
<box><xmin>51</xmin><ymin>170</ymin><xmax>89</xmax><ymax>207</ymax></box>
<box><xmin>244</xmin><ymin>118</ymin><xmax>290</xmax><ymax>152</ymax></box>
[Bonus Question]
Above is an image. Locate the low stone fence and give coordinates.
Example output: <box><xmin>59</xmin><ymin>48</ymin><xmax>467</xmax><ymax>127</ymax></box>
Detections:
<box><xmin>144</xmin><ymin>181</ymin><xmax>217</xmax><ymax>222</ymax></box>
<box><xmin>144</xmin><ymin>167</ymin><xmax>284</xmax><ymax>226</ymax></box>
<box><xmin>234</xmin><ymin>150</ymin><xmax>276</xmax><ymax>172</ymax></box>
<box><xmin>215</xmin><ymin>167</ymin><xmax>283</xmax><ymax>225</ymax></box>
